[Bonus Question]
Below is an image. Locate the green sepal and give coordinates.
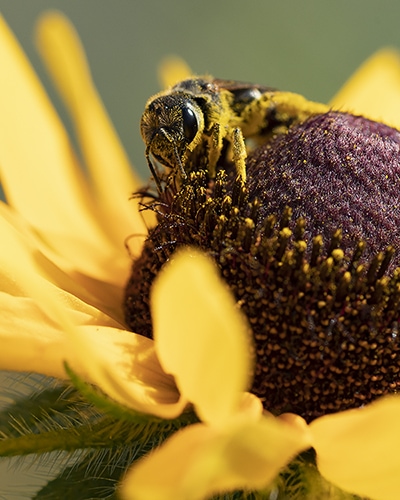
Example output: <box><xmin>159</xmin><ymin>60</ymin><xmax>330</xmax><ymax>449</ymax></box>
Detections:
<box><xmin>0</xmin><ymin>376</ymin><xmax>104</xmax><ymax>456</ymax></box>
<box><xmin>0</xmin><ymin>369</ymin><xmax>196</xmax><ymax>458</ymax></box>
<box><xmin>64</xmin><ymin>361</ymin><xmax>197</xmax><ymax>427</ymax></box>
<box><xmin>272</xmin><ymin>450</ymin><xmax>366</xmax><ymax>500</ymax></box>
<box><xmin>0</xmin><ymin>377</ymin><xmax>86</xmax><ymax>439</ymax></box>
<box><xmin>0</xmin><ymin>371</ymin><xmax>198</xmax><ymax>498</ymax></box>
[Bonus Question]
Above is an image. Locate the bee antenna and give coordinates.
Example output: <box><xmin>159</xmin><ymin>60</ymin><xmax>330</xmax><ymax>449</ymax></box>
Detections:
<box><xmin>174</xmin><ymin>146</ymin><xmax>187</xmax><ymax>180</ymax></box>
<box><xmin>145</xmin><ymin>143</ymin><xmax>163</xmax><ymax>194</ymax></box>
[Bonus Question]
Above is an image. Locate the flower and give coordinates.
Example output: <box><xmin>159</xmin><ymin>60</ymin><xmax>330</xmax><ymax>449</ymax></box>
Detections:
<box><xmin>0</xmin><ymin>10</ymin><xmax>400</xmax><ymax>500</ymax></box>
<box><xmin>123</xmin><ymin>50</ymin><xmax>400</xmax><ymax>498</ymax></box>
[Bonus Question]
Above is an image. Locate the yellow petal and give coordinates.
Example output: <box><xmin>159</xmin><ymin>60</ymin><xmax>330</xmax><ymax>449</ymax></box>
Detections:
<box><xmin>237</xmin><ymin>392</ymin><xmax>264</xmax><ymax>420</ymax></box>
<box><xmin>330</xmin><ymin>49</ymin><xmax>400</xmax><ymax>129</ymax></box>
<box><xmin>68</xmin><ymin>324</ymin><xmax>187</xmax><ymax>419</ymax></box>
<box><xmin>0</xmin><ymin>292</ymin><xmax>70</xmax><ymax>378</ymax></box>
<box><xmin>0</xmin><ymin>205</ymin><xmax>183</xmax><ymax>418</ymax></box>
<box><xmin>0</xmin><ymin>181</ymin><xmax>128</xmax><ymax>307</ymax></box>
<box><xmin>310</xmin><ymin>395</ymin><xmax>400</xmax><ymax>500</ymax></box>
<box><xmin>122</xmin><ymin>415</ymin><xmax>310</xmax><ymax>500</ymax></box>
<box><xmin>158</xmin><ymin>56</ymin><xmax>193</xmax><ymax>89</ymax></box>
<box><xmin>1</xmin><ymin>285</ymin><xmax>183</xmax><ymax>418</ymax></box>
<box><xmin>35</xmin><ymin>12</ymin><xmax>154</xmax><ymax>252</ymax></box>
<box><xmin>0</xmin><ymin>205</ymin><xmax>75</xmax><ymax>332</ymax></box>
<box><xmin>0</xmin><ymin>202</ymin><xmax>125</xmax><ymax>326</ymax></box>
<box><xmin>218</xmin><ymin>415</ymin><xmax>311</xmax><ymax>491</ymax></box>
<box><xmin>0</xmin><ymin>15</ymin><xmax>111</xmax><ymax>253</ymax></box>
<box><xmin>0</xmin><ymin>214</ymin><xmax>78</xmax><ymax>378</ymax></box>
<box><xmin>0</xmin><ymin>15</ymin><xmax>128</xmax><ymax>286</ymax></box>
<box><xmin>151</xmin><ymin>248</ymin><xmax>253</xmax><ymax>427</ymax></box>
<box><xmin>0</xmin><ymin>202</ymin><xmax>122</xmax><ymax>373</ymax></box>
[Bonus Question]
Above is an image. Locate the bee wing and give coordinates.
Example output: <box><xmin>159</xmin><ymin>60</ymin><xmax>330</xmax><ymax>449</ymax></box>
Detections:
<box><xmin>212</xmin><ymin>78</ymin><xmax>274</xmax><ymax>95</ymax></box>
<box><xmin>212</xmin><ymin>79</ymin><xmax>276</xmax><ymax>116</ymax></box>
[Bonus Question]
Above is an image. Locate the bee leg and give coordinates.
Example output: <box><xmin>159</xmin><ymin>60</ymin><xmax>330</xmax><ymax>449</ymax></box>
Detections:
<box><xmin>232</xmin><ymin>127</ymin><xmax>247</xmax><ymax>183</ymax></box>
<box><xmin>241</xmin><ymin>91</ymin><xmax>329</xmax><ymax>137</ymax></box>
<box><xmin>145</xmin><ymin>146</ymin><xmax>164</xmax><ymax>193</ymax></box>
<box><xmin>268</xmin><ymin>92</ymin><xmax>329</xmax><ymax>125</ymax></box>
<box><xmin>207</xmin><ymin>122</ymin><xmax>223</xmax><ymax>178</ymax></box>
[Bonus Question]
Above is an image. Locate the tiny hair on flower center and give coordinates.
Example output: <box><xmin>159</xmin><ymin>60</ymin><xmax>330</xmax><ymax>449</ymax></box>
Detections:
<box><xmin>124</xmin><ymin>111</ymin><xmax>400</xmax><ymax>422</ymax></box>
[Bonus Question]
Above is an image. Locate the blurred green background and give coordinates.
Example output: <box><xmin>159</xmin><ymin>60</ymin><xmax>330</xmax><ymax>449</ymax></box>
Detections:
<box><xmin>2</xmin><ymin>0</ymin><xmax>400</xmax><ymax>497</ymax></box>
<box><xmin>3</xmin><ymin>0</ymin><xmax>400</xmax><ymax>180</ymax></box>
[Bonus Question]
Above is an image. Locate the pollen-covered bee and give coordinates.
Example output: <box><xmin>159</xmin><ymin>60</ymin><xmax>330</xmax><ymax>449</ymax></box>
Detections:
<box><xmin>140</xmin><ymin>76</ymin><xmax>328</xmax><ymax>191</ymax></box>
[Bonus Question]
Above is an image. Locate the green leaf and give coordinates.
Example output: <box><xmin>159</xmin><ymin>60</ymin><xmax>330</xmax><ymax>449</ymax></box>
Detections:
<box><xmin>0</xmin><ymin>371</ymin><xmax>198</xmax><ymax>498</ymax></box>
<box><xmin>33</xmin><ymin>451</ymin><xmax>125</xmax><ymax>500</ymax></box>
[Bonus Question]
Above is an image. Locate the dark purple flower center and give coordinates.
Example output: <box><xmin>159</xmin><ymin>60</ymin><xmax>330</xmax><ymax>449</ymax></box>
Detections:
<box><xmin>124</xmin><ymin>111</ymin><xmax>400</xmax><ymax>422</ymax></box>
<box><xmin>246</xmin><ymin>112</ymin><xmax>400</xmax><ymax>270</ymax></box>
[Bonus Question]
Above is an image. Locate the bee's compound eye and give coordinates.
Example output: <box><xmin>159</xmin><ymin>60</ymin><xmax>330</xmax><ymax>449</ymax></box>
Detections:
<box><xmin>181</xmin><ymin>105</ymin><xmax>199</xmax><ymax>143</ymax></box>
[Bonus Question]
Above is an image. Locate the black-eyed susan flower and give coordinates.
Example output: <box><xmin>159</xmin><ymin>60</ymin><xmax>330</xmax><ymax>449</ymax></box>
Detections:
<box><xmin>124</xmin><ymin>53</ymin><xmax>400</xmax><ymax>499</ymax></box>
<box><xmin>0</xmin><ymin>9</ymin><xmax>400</xmax><ymax>500</ymax></box>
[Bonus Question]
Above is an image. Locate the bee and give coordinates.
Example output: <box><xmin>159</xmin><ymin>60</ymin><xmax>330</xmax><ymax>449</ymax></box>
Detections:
<box><xmin>140</xmin><ymin>76</ymin><xmax>328</xmax><ymax>191</ymax></box>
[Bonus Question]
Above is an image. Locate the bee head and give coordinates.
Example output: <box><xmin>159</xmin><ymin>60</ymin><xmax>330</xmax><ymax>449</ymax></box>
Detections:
<box><xmin>140</xmin><ymin>94</ymin><xmax>205</xmax><ymax>174</ymax></box>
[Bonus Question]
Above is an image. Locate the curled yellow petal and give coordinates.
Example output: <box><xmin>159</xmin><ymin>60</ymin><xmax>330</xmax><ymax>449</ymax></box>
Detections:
<box><xmin>35</xmin><ymin>12</ymin><xmax>153</xmax><ymax>251</ymax></box>
<box><xmin>330</xmin><ymin>49</ymin><xmax>400</xmax><ymax>129</ymax></box>
<box><xmin>151</xmin><ymin>247</ymin><xmax>253</xmax><ymax>427</ymax></box>
<box><xmin>311</xmin><ymin>395</ymin><xmax>400</xmax><ymax>500</ymax></box>
<box><xmin>237</xmin><ymin>392</ymin><xmax>264</xmax><ymax>421</ymax></box>
<box><xmin>122</xmin><ymin>415</ymin><xmax>310</xmax><ymax>500</ymax></box>
<box><xmin>67</xmin><ymin>325</ymin><xmax>187</xmax><ymax>419</ymax></box>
